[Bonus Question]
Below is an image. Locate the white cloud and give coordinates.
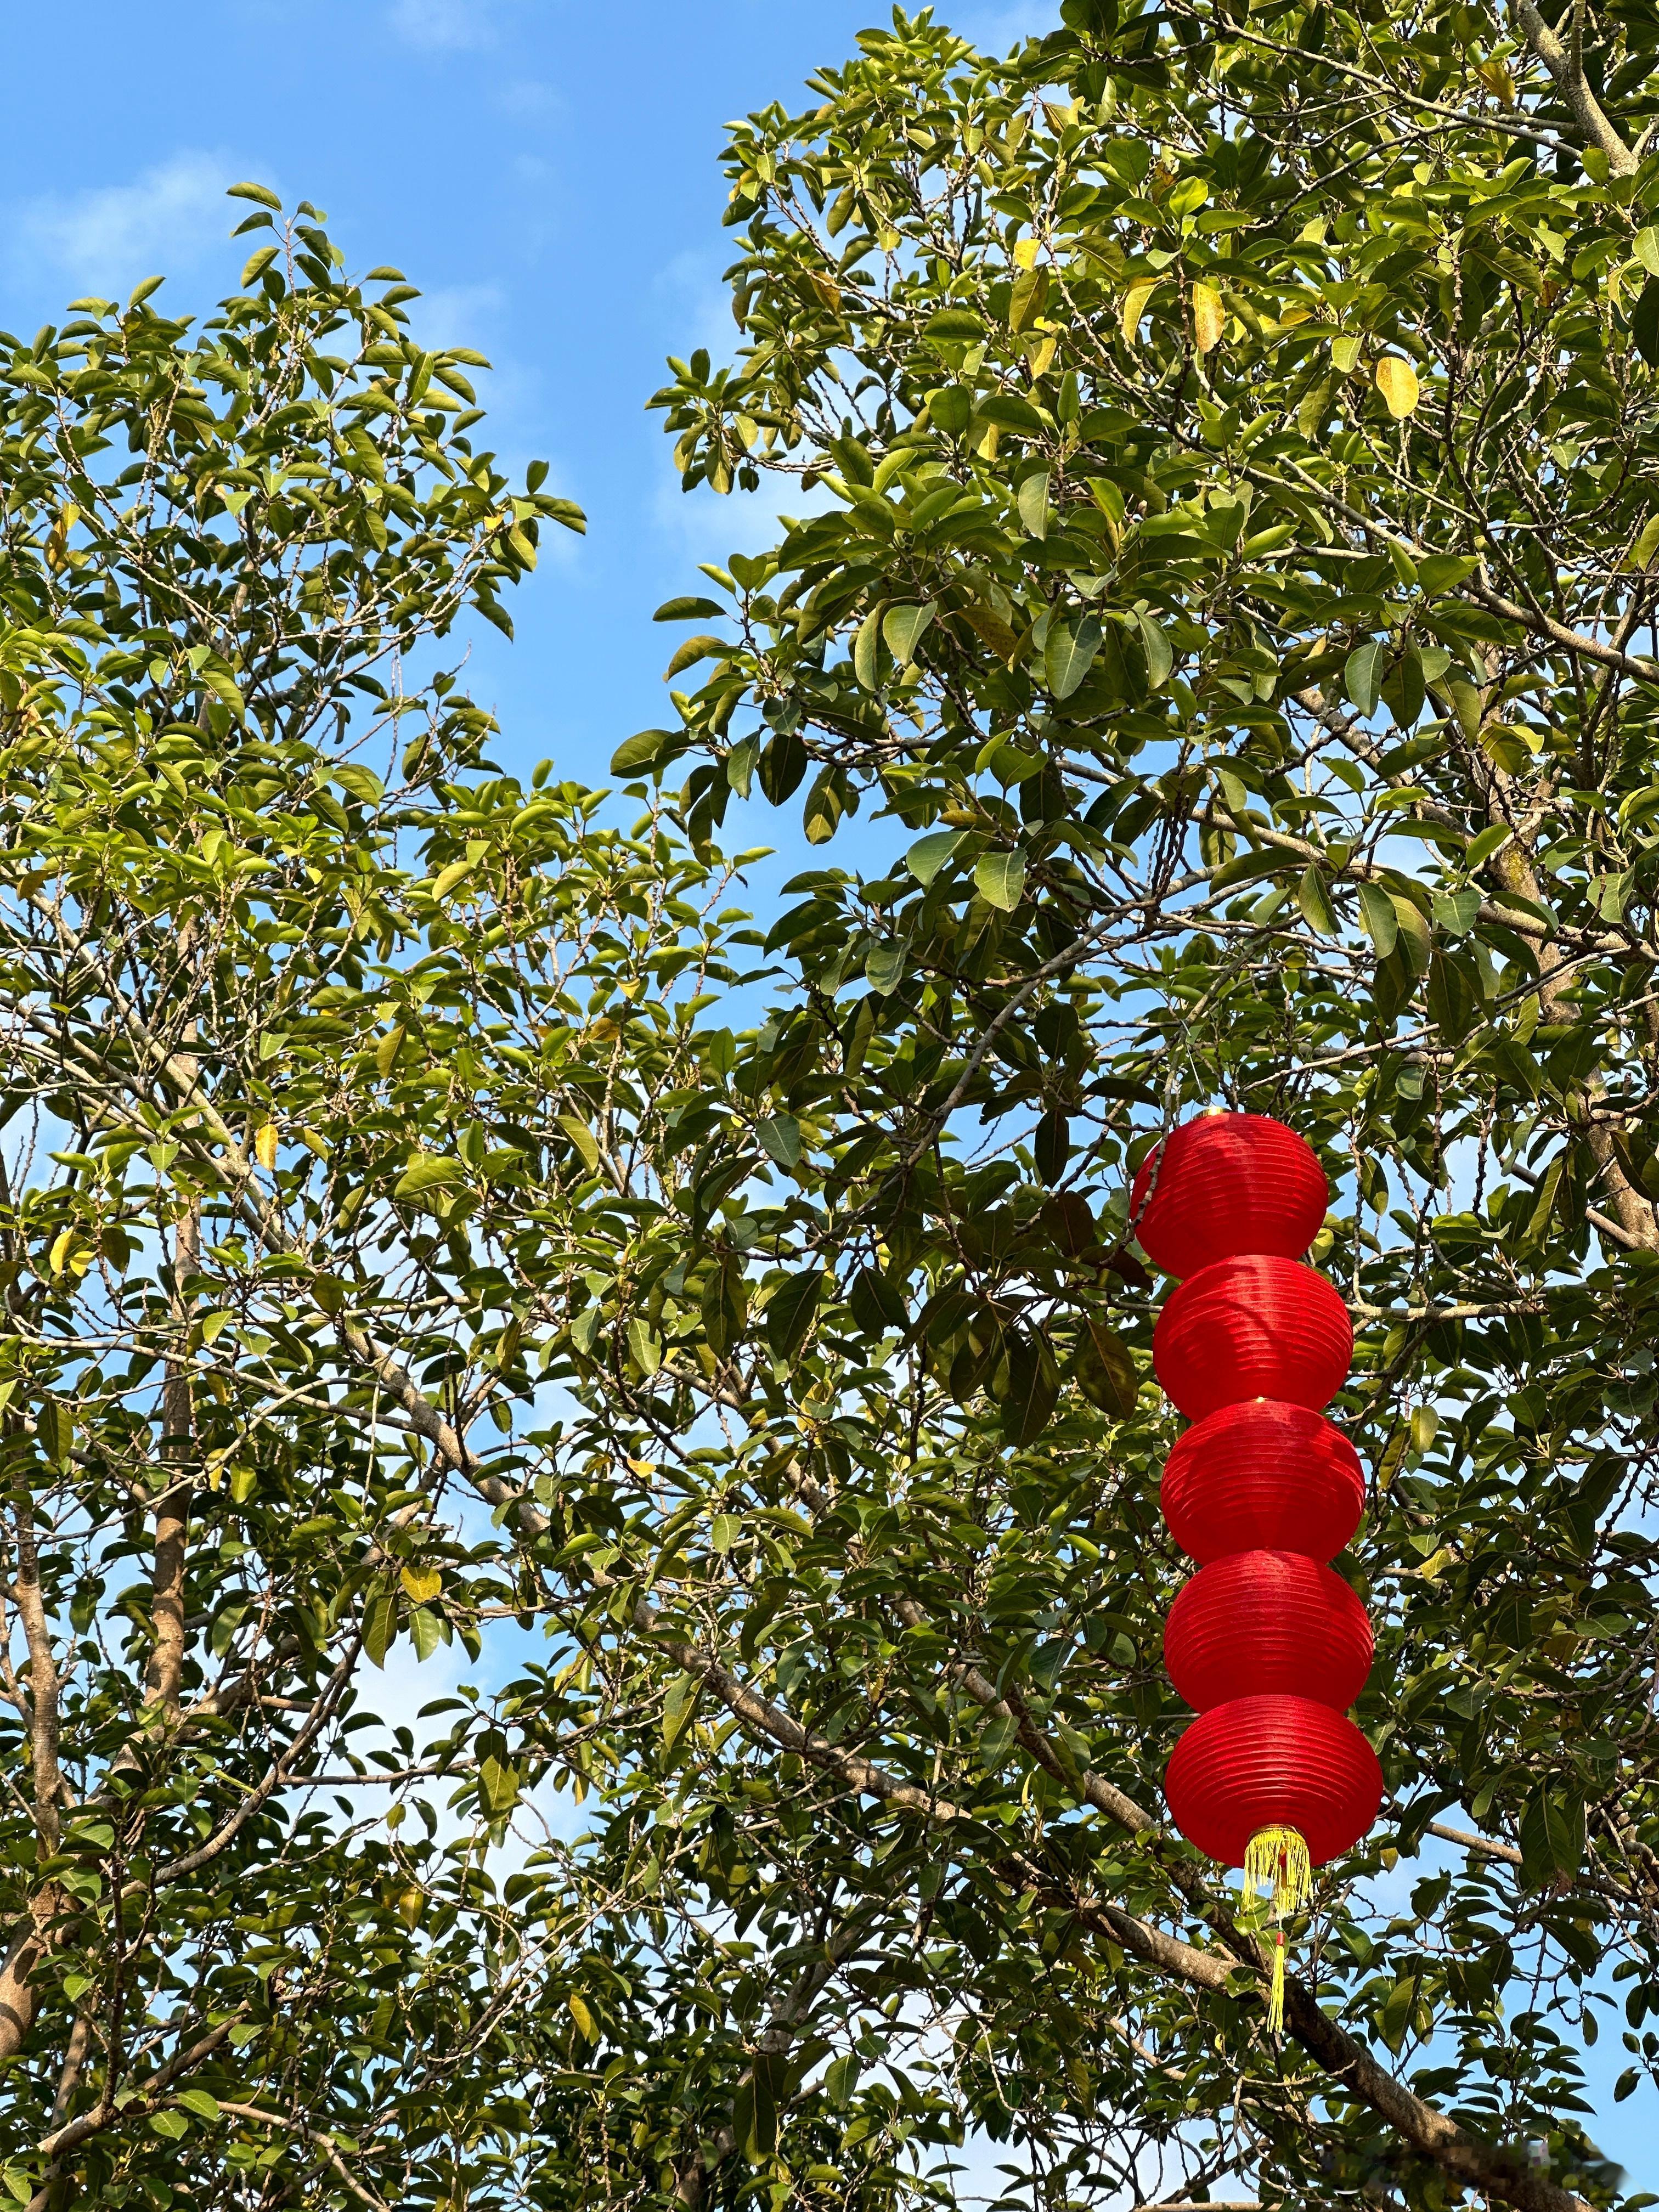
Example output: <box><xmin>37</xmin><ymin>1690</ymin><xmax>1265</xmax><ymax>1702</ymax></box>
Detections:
<box><xmin>404</xmin><ymin>280</ymin><xmax>505</xmax><ymax>352</ymax></box>
<box><xmin>653</xmin><ymin>246</ymin><xmax>741</xmax><ymax>365</ymax></box>
<box><xmin>496</xmin><ymin>76</ymin><xmax>562</xmax><ymax>120</ymax></box>
<box><xmin>388</xmin><ymin>0</ymin><xmax>498</xmax><ymax>50</ymax></box>
<box><xmin>12</xmin><ymin>151</ymin><xmax>242</xmax><ymax>295</ymax></box>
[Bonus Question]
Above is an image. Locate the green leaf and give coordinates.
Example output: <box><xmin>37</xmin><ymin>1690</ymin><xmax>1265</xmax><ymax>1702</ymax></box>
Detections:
<box><xmin>1631</xmin><ymin>514</ymin><xmax>1659</xmax><ymax>571</ymax></box>
<box><xmin>177</xmin><ymin>2091</ymin><xmax>221</xmax><ymax>2123</ymax></box>
<box><xmin>1345</xmin><ymin>640</ymin><xmax>1385</xmax><ymax>719</ymax></box>
<box><xmin>1638</xmin><ymin>227</ymin><xmax>1659</xmax><ymax>278</ymax></box>
<box><xmin>610</xmin><ymin>728</ymin><xmax>684</xmax><ymax>776</ymax></box>
<box><xmin>1465</xmin><ymin>822</ymin><xmax>1512</xmax><ymax>866</ymax></box>
<box><xmin>558</xmin><ymin>1116</ymin><xmax>602</xmax><ymax>1173</ymax></box>
<box><xmin>1634</xmin><ymin>277</ymin><xmax>1659</xmax><ymax>368</ymax></box>
<box><xmin>394</xmin><ymin>1153</ymin><xmax>463</xmax><ymax>1198</ymax></box>
<box><xmin>849</xmin><ymin>1266</ymin><xmax>907</xmax><ymax>1335</ymax></box>
<box><xmin>975</xmin><ymin>850</ymin><xmax>1026</xmax><ymax>911</ymax></box>
<box><xmin>1034</xmin><ymin>1106</ymin><xmax>1069</xmax><ymax>1183</ymax></box>
<box><xmin>478</xmin><ymin>1749</ymin><xmax>520</xmax><ymax>1818</ymax></box>
<box><xmin>978</xmin><ymin>392</ymin><xmax>1046</xmax><ymax>434</ymax></box>
<box><xmin>882</xmin><ymin>601</ymin><xmax>936</xmax><ymax>665</ymax></box>
<box><xmin>766</xmin><ymin>1268</ymin><xmax>823</xmax><ymax>1361</ymax></box>
<box><xmin>709</xmin><ymin>1513</ymin><xmax>740</xmax><ymax>1553</ymax></box>
<box><xmin>1045</xmin><ymin>613</ymin><xmax>1103</xmax><ymax>699</ymax></box>
<box><xmin>661</xmin><ymin>1671</ymin><xmax>702</xmax><ymax>1752</ymax></box>
<box><xmin>1297</xmin><ymin>867</ymin><xmax>1338</xmax><ymax>935</ymax></box>
<box><xmin>227</xmin><ymin>181</ymin><xmax>283</xmax><ymax>210</ymax></box>
<box><xmin>866</xmin><ymin>941</ymin><xmax>905</xmax><ymax>994</ymax></box>
<box><xmin>756</xmin><ymin>1113</ymin><xmax>802</xmax><ymax>1168</ymax></box>
<box><xmin>150</xmin><ymin>2110</ymin><xmax>189</xmax><ymax>2140</ymax></box>
<box><xmin>1008</xmin><ymin>264</ymin><xmax>1049</xmax><ymax>332</ymax></box>
<box><xmin>1357</xmin><ymin>880</ymin><xmax>1399</xmax><ymax>956</ymax></box>
<box><xmin>1135</xmin><ymin>610</ymin><xmax>1174</xmax><ymax>689</ymax></box>
<box><xmin>757</xmin><ymin>729</ymin><xmax>808</xmax><ymax>803</ymax></box>
<box><xmin>1076</xmin><ymin>1318</ymin><xmax>1138</xmax><ymax>1418</ymax></box>
<box><xmin>853</xmin><ymin>605</ymin><xmax>886</xmax><ymax>691</ymax></box>
<box><xmin>906</xmin><ymin>829</ymin><xmax>961</xmax><ymax>885</ymax></box>
<box><xmin>653</xmin><ymin>595</ymin><xmax>727</xmax><ymax>620</ymax></box>
<box><xmin>1017</xmin><ymin>469</ymin><xmax>1051</xmax><ymax>539</ymax></box>
<box><xmin>627</xmin><ymin>1317</ymin><xmax>663</xmax><ymax>1376</ymax></box>
<box><xmin>1000</xmin><ymin>1331</ymin><xmax>1059</xmax><ymax>1446</ymax></box>
<box><xmin>927</xmin><ymin>383</ymin><xmax>972</xmax><ymax>433</ymax></box>
<box><xmin>431</xmin><ymin>859</ymin><xmax>475</xmax><ymax>902</ymax></box>
<box><xmin>824</xmin><ymin>2053</ymin><xmax>861</xmax><ymax>2107</ymax></box>
<box><xmin>1431</xmin><ymin>887</ymin><xmax>1480</xmax><ymax>936</ymax></box>
<box><xmin>663</xmin><ymin>633</ymin><xmax>729</xmax><ymax>680</ymax></box>
<box><xmin>409</xmin><ymin>1606</ymin><xmax>443</xmax><ymax>1663</ymax></box>
<box><xmin>363</xmin><ymin>1590</ymin><xmax>398</xmax><ymax>1668</ymax></box>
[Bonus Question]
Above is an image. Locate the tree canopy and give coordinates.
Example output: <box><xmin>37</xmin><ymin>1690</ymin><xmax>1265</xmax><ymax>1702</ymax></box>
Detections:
<box><xmin>5</xmin><ymin>4</ymin><xmax>1659</xmax><ymax>2210</ymax></box>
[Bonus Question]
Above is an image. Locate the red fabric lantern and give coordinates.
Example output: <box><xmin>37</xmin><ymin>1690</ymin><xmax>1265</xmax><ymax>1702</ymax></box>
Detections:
<box><xmin>1163</xmin><ymin>1550</ymin><xmax>1373</xmax><ymax>1712</ymax></box>
<box><xmin>1161</xmin><ymin>1400</ymin><xmax>1364</xmax><ymax>1564</ymax></box>
<box><xmin>1153</xmin><ymin>1255</ymin><xmax>1352</xmax><ymax>1421</ymax></box>
<box><xmin>1131</xmin><ymin>1112</ymin><xmax>1329</xmax><ymax>1280</ymax></box>
<box><xmin>1164</xmin><ymin>1694</ymin><xmax>1382</xmax><ymax>1867</ymax></box>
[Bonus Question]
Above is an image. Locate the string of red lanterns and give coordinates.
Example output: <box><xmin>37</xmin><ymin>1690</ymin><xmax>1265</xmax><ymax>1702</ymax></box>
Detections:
<box><xmin>1130</xmin><ymin>1111</ymin><xmax>1382</xmax><ymax>2032</ymax></box>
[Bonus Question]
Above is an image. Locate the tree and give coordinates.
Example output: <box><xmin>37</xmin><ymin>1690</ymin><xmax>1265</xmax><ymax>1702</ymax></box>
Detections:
<box><xmin>17</xmin><ymin>1</ymin><xmax>1659</xmax><ymax>2205</ymax></box>
<box><xmin>566</xmin><ymin>2</ymin><xmax>1659</xmax><ymax>2207</ymax></box>
<box><xmin>0</xmin><ymin>186</ymin><xmax>746</xmax><ymax>2211</ymax></box>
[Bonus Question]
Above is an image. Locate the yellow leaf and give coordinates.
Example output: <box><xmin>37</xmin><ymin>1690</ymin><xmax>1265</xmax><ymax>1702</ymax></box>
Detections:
<box><xmin>400</xmin><ymin>1564</ymin><xmax>443</xmax><ymax>1604</ymax></box>
<box><xmin>1192</xmin><ymin>282</ymin><xmax>1224</xmax><ymax>354</ymax></box>
<box><xmin>568</xmin><ymin>1992</ymin><xmax>597</xmax><ymax>2041</ymax></box>
<box><xmin>1012</xmin><ymin>236</ymin><xmax>1039</xmax><ymax>271</ymax></box>
<box><xmin>375</xmin><ymin>1024</ymin><xmax>407</xmax><ymax>1077</ymax></box>
<box><xmin>1026</xmin><ymin>332</ymin><xmax>1057</xmax><ymax>375</ymax></box>
<box><xmin>1120</xmin><ymin>279</ymin><xmax>1158</xmax><ymax>345</ymax></box>
<box><xmin>253</xmin><ymin>1122</ymin><xmax>278</xmax><ymax>1170</ymax></box>
<box><xmin>1375</xmin><ymin>356</ymin><xmax>1420</xmax><ymax>418</ymax></box>
<box><xmin>48</xmin><ymin>1228</ymin><xmax>74</xmax><ymax>1278</ymax></box>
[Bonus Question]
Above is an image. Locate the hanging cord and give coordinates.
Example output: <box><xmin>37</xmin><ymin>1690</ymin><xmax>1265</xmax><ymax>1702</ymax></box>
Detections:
<box><xmin>1243</xmin><ymin>1825</ymin><xmax>1311</xmax><ymax>2035</ymax></box>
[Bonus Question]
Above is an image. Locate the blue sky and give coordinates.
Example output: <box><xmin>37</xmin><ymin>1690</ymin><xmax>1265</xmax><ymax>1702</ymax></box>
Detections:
<box><xmin>0</xmin><ymin>0</ymin><xmax>1034</xmax><ymax>804</ymax></box>
<box><xmin>3</xmin><ymin>0</ymin><xmax>1651</xmax><ymax>2194</ymax></box>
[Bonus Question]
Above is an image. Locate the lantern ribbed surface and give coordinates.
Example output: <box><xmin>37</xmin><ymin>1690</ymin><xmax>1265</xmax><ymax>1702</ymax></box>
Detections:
<box><xmin>1163</xmin><ymin>1550</ymin><xmax>1373</xmax><ymax>1713</ymax></box>
<box><xmin>1161</xmin><ymin>1400</ymin><xmax>1364</xmax><ymax>1564</ymax></box>
<box><xmin>1164</xmin><ymin>1695</ymin><xmax>1383</xmax><ymax>1867</ymax></box>
<box><xmin>1131</xmin><ymin>1112</ymin><xmax>1329</xmax><ymax>1280</ymax></box>
<box><xmin>1152</xmin><ymin>1255</ymin><xmax>1353</xmax><ymax>1421</ymax></box>
<box><xmin>1142</xmin><ymin>1108</ymin><xmax>1379</xmax><ymax>1927</ymax></box>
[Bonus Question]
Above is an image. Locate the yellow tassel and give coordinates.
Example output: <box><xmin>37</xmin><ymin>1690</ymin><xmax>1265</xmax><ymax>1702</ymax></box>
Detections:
<box><xmin>1243</xmin><ymin>1824</ymin><xmax>1311</xmax><ymax>1915</ymax></box>
<box><xmin>1243</xmin><ymin>1826</ymin><xmax>1310</xmax><ymax>2036</ymax></box>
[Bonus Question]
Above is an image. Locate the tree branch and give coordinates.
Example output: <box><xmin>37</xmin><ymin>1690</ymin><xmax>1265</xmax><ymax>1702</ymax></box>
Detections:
<box><xmin>1514</xmin><ymin>0</ymin><xmax>1637</xmax><ymax>174</ymax></box>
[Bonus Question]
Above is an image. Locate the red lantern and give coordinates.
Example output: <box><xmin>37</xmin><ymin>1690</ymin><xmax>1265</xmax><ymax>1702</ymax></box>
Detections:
<box><xmin>1163</xmin><ymin>1551</ymin><xmax>1373</xmax><ymax>1712</ymax></box>
<box><xmin>1141</xmin><ymin>1110</ymin><xmax>1376</xmax><ymax>2031</ymax></box>
<box><xmin>1131</xmin><ymin>1112</ymin><xmax>1329</xmax><ymax>1280</ymax></box>
<box><xmin>1161</xmin><ymin>1400</ymin><xmax>1364</xmax><ymax>1564</ymax></box>
<box><xmin>1152</xmin><ymin>1255</ymin><xmax>1352</xmax><ymax>1421</ymax></box>
<box><xmin>1163</xmin><ymin>1694</ymin><xmax>1383</xmax><ymax>1869</ymax></box>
